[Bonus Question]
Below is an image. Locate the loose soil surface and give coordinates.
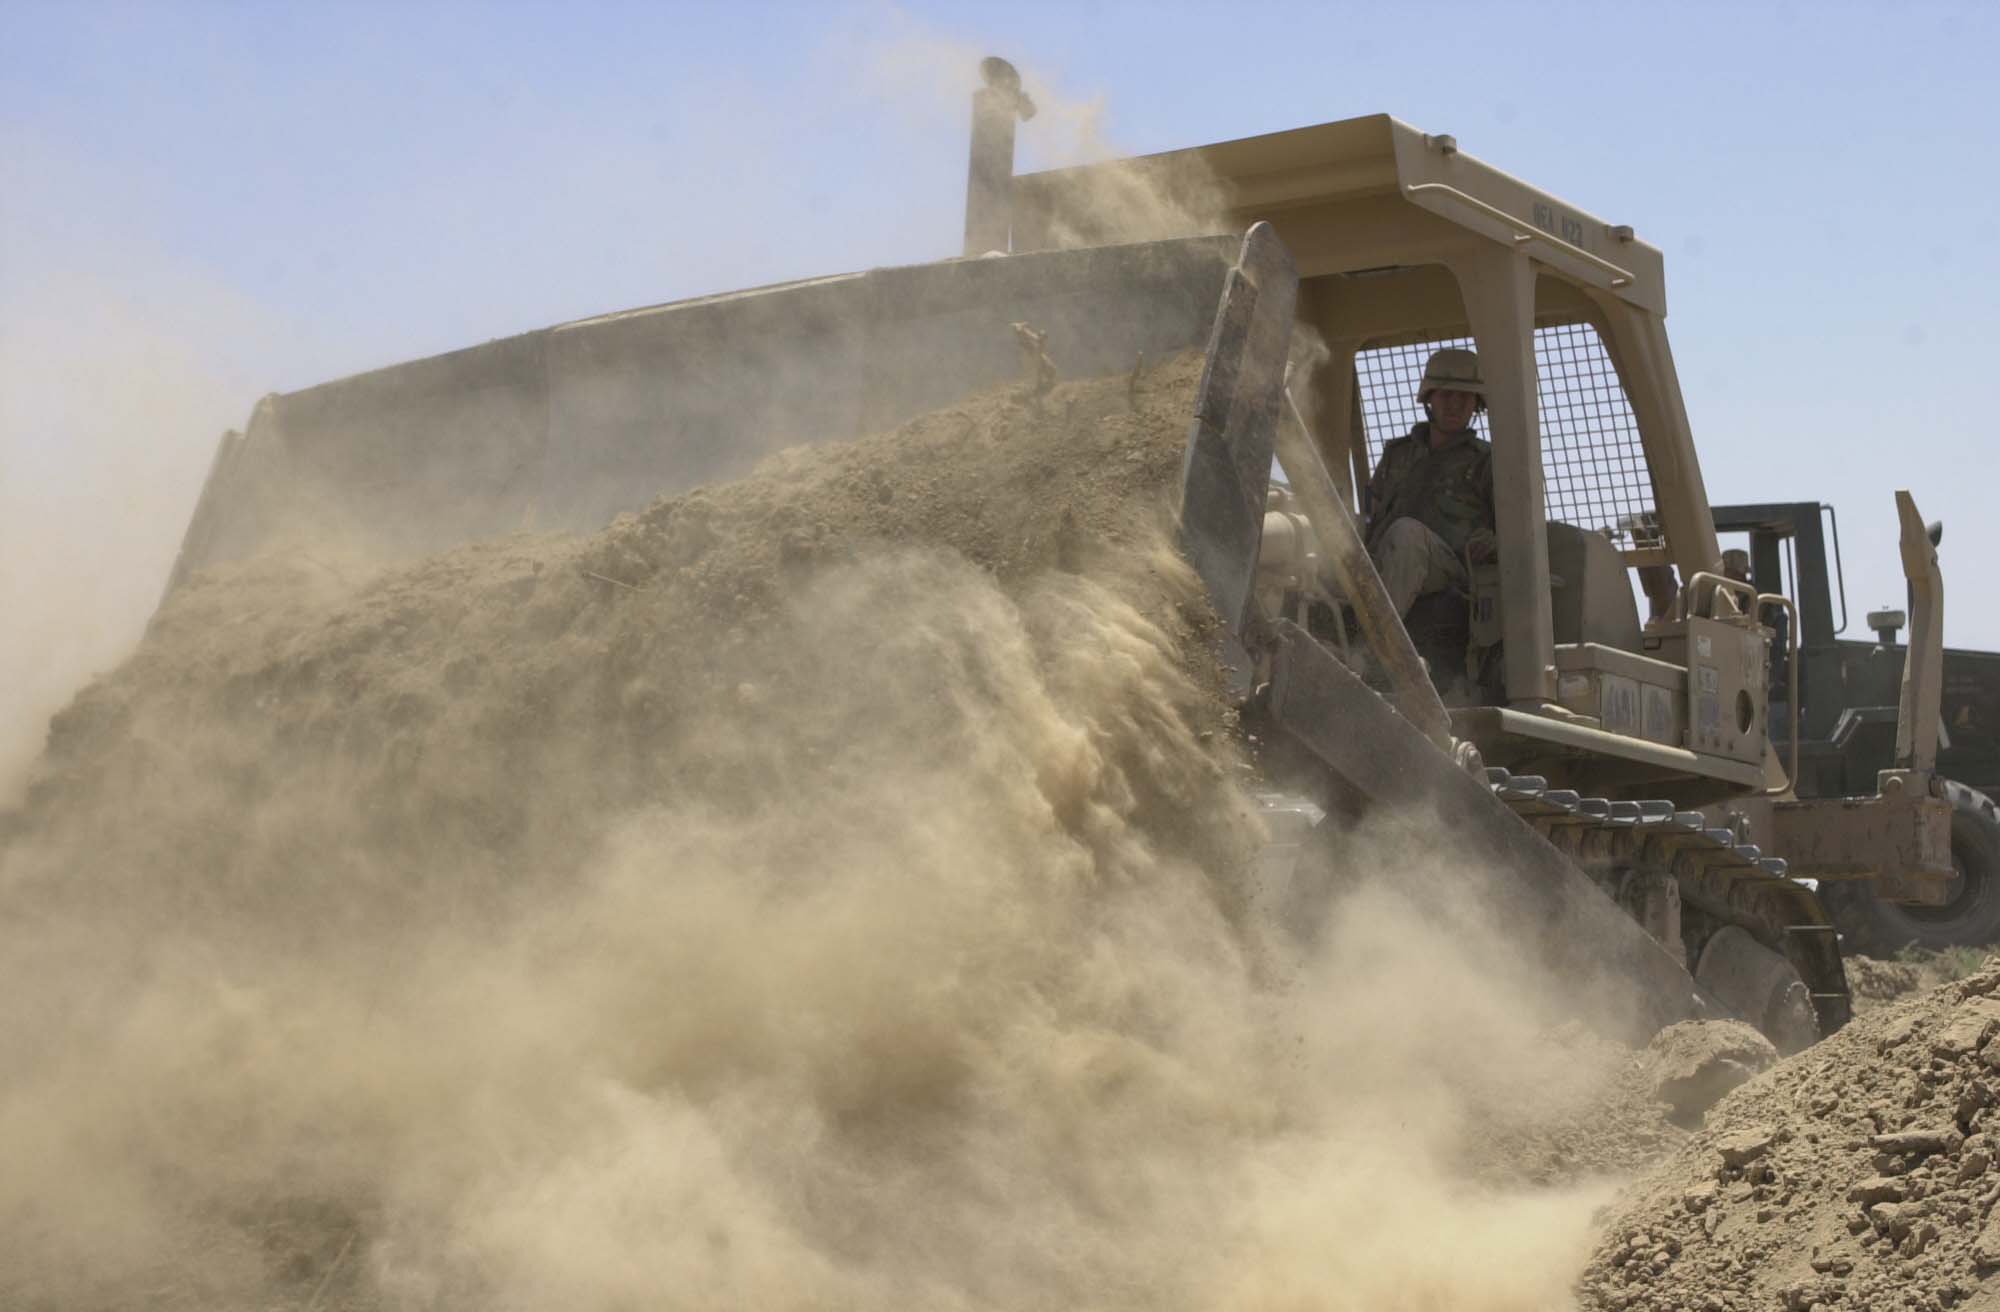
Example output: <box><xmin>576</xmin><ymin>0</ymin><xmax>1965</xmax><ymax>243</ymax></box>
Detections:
<box><xmin>1850</xmin><ymin>952</ymin><xmax>1997</xmax><ymax>1015</ymax></box>
<box><xmin>1581</xmin><ymin>957</ymin><xmax>2000</xmax><ymax>1311</ymax></box>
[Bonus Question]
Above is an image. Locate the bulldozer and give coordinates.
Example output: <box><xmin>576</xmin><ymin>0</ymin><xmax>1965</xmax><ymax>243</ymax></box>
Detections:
<box><xmin>163</xmin><ymin>60</ymin><xmax>1958</xmax><ymax>1052</ymax></box>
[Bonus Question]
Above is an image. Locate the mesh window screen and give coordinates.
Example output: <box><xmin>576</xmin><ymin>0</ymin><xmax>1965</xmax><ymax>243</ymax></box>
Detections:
<box><xmin>1354</xmin><ymin>323</ymin><xmax>1662</xmax><ymax>550</ymax></box>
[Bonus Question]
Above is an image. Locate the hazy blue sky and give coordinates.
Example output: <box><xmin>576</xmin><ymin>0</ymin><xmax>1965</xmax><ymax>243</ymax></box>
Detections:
<box><xmin>2</xmin><ymin>0</ymin><xmax>1995</xmax><ymax>780</ymax></box>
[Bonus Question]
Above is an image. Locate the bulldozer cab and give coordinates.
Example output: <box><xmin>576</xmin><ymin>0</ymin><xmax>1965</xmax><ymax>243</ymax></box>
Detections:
<box><xmin>1018</xmin><ymin>116</ymin><xmax>1772</xmax><ymax>800</ymax></box>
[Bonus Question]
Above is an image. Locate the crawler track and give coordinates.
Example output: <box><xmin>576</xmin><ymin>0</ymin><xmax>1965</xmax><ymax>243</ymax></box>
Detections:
<box><xmin>1483</xmin><ymin>766</ymin><xmax>1851</xmax><ymax>1037</ymax></box>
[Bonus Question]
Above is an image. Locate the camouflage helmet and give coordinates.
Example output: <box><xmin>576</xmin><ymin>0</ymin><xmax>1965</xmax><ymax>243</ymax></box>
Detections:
<box><xmin>1416</xmin><ymin>347</ymin><xmax>1487</xmax><ymax>408</ymax></box>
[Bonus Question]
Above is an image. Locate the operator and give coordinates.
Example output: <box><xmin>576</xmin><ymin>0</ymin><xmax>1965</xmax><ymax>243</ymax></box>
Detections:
<box><xmin>1362</xmin><ymin>347</ymin><xmax>1498</xmax><ymax>616</ymax></box>
<box><xmin>1723</xmin><ymin>547</ymin><xmax>1791</xmax><ymax>684</ymax></box>
<box><xmin>1720</xmin><ymin>548</ymin><xmax>1752</xmax><ymax>589</ymax></box>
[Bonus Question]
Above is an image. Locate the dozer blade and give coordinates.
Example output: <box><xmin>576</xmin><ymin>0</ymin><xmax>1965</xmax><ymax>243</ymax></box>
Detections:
<box><xmin>1274</xmin><ymin>378</ymin><xmax>1451</xmax><ymax>751</ymax></box>
<box><xmin>1177</xmin><ymin>222</ymin><xmax>1294</xmax><ymax>636</ymax></box>
<box><xmin>1264</xmin><ymin>622</ymin><xmax>1703</xmax><ymax>1036</ymax></box>
<box><xmin>170</xmin><ymin>233</ymin><xmax>1244</xmax><ymax>586</ymax></box>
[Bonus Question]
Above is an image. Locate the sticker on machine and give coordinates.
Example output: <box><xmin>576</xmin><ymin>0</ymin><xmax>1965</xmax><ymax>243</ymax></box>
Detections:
<box><xmin>1601</xmin><ymin>673</ymin><xmax>1640</xmax><ymax>736</ymax></box>
<box><xmin>1642</xmin><ymin>684</ymin><xmax>1675</xmax><ymax>742</ymax></box>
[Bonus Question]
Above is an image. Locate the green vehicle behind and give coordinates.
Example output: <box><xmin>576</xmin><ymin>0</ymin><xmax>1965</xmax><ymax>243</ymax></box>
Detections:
<box><xmin>1715</xmin><ymin>500</ymin><xmax>2000</xmax><ymax>952</ymax></box>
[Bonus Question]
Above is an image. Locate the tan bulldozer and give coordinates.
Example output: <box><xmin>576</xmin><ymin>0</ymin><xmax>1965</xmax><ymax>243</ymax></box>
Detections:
<box><xmin>164</xmin><ymin>61</ymin><xmax>1958</xmax><ymax>1051</ymax></box>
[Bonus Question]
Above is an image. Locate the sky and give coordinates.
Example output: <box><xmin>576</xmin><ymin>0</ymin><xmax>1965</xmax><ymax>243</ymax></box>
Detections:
<box><xmin>3</xmin><ymin>0</ymin><xmax>1996</xmax><ymax>783</ymax></box>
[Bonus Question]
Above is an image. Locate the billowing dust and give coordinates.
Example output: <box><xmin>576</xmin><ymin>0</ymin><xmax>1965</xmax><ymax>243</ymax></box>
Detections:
<box><xmin>851</xmin><ymin>19</ymin><xmax>1229</xmax><ymax>252</ymax></box>
<box><xmin>0</xmin><ymin>277</ymin><xmax>246</xmax><ymax>805</ymax></box>
<box><xmin>6</xmin><ymin>355</ymin><xmax>1676</xmax><ymax>1310</ymax></box>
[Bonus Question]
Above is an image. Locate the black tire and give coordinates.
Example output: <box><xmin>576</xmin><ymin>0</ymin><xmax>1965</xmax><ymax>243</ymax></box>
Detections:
<box><xmin>1827</xmin><ymin>780</ymin><xmax>2000</xmax><ymax>955</ymax></box>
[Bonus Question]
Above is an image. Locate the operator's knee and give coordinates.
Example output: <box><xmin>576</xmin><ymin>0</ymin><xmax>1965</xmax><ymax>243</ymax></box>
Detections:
<box><xmin>1372</xmin><ymin>517</ymin><xmax>1467</xmax><ymax>617</ymax></box>
<box><xmin>1373</xmin><ymin>518</ymin><xmax>1437</xmax><ymax>616</ymax></box>
<box><xmin>1374</xmin><ymin>518</ymin><xmax>1446</xmax><ymax>583</ymax></box>
<box><xmin>1376</xmin><ymin>517</ymin><xmax>1434</xmax><ymax>553</ymax></box>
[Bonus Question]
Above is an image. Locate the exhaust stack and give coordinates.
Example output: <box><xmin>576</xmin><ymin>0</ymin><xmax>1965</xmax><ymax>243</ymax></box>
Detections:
<box><xmin>963</xmin><ymin>56</ymin><xmax>1035</xmax><ymax>256</ymax></box>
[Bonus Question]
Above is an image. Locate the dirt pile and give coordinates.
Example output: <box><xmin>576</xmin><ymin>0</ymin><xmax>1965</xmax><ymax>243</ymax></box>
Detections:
<box><xmin>1580</xmin><ymin>958</ymin><xmax>2000</xmax><ymax>1311</ymax></box>
<box><xmin>18</xmin><ymin>350</ymin><xmax>1236</xmax><ymax>877</ymax></box>
<box><xmin>1848</xmin><ymin>955</ymin><xmax>1927</xmax><ymax>1012</ymax></box>
<box><xmin>1846</xmin><ymin>952</ymin><xmax>2000</xmax><ymax>1017</ymax></box>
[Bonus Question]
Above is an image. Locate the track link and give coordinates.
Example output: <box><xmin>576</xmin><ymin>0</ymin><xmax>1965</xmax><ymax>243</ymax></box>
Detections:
<box><xmin>1481</xmin><ymin>766</ymin><xmax>1851</xmax><ymax>1037</ymax></box>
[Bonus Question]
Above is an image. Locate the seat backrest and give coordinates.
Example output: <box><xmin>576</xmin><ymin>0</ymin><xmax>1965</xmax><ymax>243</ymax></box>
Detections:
<box><xmin>1547</xmin><ymin>521</ymin><xmax>1643</xmax><ymax>653</ymax></box>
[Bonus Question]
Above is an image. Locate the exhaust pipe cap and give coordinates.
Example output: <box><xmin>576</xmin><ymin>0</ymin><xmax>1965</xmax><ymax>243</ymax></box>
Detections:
<box><xmin>979</xmin><ymin>56</ymin><xmax>1036</xmax><ymax>120</ymax></box>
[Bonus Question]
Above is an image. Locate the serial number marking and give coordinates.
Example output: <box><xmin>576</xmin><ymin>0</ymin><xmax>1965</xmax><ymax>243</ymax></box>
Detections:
<box><xmin>1532</xmin><ymin>201</ymin><xmax>1587</xmax><ymax>247</ymax></box>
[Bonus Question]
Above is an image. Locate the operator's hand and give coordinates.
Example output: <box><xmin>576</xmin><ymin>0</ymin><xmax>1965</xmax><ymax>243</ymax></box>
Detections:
<box><xmin>1467</xmin><ymin>538</ymin><xmax>1496</xmax><ymax>565</ymax></box>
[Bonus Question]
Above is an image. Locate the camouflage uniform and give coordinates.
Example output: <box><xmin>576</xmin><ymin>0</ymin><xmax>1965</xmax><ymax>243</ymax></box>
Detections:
<box><xmin>1364</xmin><ymin>421</ymin><xmax>1497</xmax><ymax>614</ymax></box>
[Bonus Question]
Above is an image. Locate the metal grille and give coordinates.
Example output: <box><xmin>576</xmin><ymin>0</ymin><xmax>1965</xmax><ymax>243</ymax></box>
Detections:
<box><xmin>1354</xmin><ymin>323</ymin><xmax>1662</xmax><ymax>550</ymax></box>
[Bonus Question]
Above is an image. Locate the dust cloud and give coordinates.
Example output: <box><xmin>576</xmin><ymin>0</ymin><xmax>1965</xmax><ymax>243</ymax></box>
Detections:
<box><xmin>845</xmin><ymin>15</ymin><xmax>1232</xmax><ymax>251</ymax></box>
<box><xmin>0</xmin><ymin>121</ymin><xmax>281</xmax><ymax>807</ymax></box>
<box><xmin>0</xmin><ymin>359</ymin><xmax>1638</xmax><ymax>1310</ymax></box>
<box><xmin>0</xmin><ymin>277</ymin><xmax>243</xmax><ymax>805</ymax></box>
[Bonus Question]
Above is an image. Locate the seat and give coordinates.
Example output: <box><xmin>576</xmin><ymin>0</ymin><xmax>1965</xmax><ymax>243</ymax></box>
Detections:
<box><xmin>1546</xmin><ymin>521</ymin><xmax>1643</xmax><ymax>654</ymax></box>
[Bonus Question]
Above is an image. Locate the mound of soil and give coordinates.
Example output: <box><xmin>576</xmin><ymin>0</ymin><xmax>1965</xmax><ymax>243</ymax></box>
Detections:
<box><xmin>1848</xmin><ymin>955</ymin><xmax>1926</xmax><ymax>1011</ymax></box>
<box><xmin>1581</xmin><ymin>958</ymin><xmax>2000</xmax><ymax>1311</ymax></box>
<box><xmin>17</xmin><ymin>351</ymin><xmax>1241</xmax><ymax>897</ymax></box>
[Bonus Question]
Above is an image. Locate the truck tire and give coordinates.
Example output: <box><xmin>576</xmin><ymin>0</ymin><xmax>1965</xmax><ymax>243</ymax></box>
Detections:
<box><xmin>1827</xmin><ymin>780</ymin><xmax>2000</xmax><ymax>955</ymax></box>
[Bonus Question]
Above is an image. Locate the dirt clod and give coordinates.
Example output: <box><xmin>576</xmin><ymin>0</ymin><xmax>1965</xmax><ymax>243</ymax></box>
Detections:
<box><xmin>1645</xmin><ymin>1020</ymin><xmax>1777</xmax><ymax>1126</ymax></box>
<box><xmin>1716</xmin><ymin>1125</ymin><xmax>1778</xmax><ymax>1167</ymax></box>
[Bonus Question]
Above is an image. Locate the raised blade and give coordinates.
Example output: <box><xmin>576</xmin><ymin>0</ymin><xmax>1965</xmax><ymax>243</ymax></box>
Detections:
<box><xmin>1894</xmin><ymin>489</ymin><xmax>1944</xmax><ymax>774</ymax></box>
<box><xmin>1178</xmin><ymin>223</ymin><xmax>1298</xmax><ymax>637</ymax></box>
<box><xmin>1263</xmin><ymin>619</ymin><xmax>1702</xmax><ymax>1039</ymax></box>
<box><xmin>168</xmin><ymin>235</ymin><xmax>1242</xmax><ymax>586</ymax></box>
<box><xmin>1273</xmin><ymin>382</ymin><xmax>1451</xmax><ymax>750</ymax></box>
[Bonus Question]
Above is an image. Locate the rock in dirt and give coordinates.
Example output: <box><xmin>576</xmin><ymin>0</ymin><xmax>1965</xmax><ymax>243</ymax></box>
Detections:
<box><xmin>1846</xmin><ymin>1175</ymin><xmax>1905</xmax><ymax>1204</ymax></box>
<box><xmin>1960</xmin><ymin>966</ymin><xmax>2000</xmax><ymax>998</ymax></box>
<box><xmin>1715</xmin><ymin>1124</ymin><xmax>1777</xmax><ymax>1167</ymax></box>
<box><xmin>1643</xmin><ymin>1019</ymin><xmax>1777</xmax><ymax>1126</ymax></box>
<box><xmin>1974</xmin><ymin>1211</ymin><xmax>2000</xmax><ymax>1267</ymax></box>
<box><xmin>1933</xmin><ymin>995</ymin><xmax>2000</xmax><ymax>1055</ymax></box>
<box><xmin>1870</xmin><ymin>1126</ymin><xmax>1964</xmax><ymax>1159</ymax></box>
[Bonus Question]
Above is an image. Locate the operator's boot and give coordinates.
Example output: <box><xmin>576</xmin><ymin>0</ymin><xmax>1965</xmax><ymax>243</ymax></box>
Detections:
<box><xmin>1401</xmin><ymin>591</ymin><xmax>1470</xmax><ymax>699</ymax></box>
